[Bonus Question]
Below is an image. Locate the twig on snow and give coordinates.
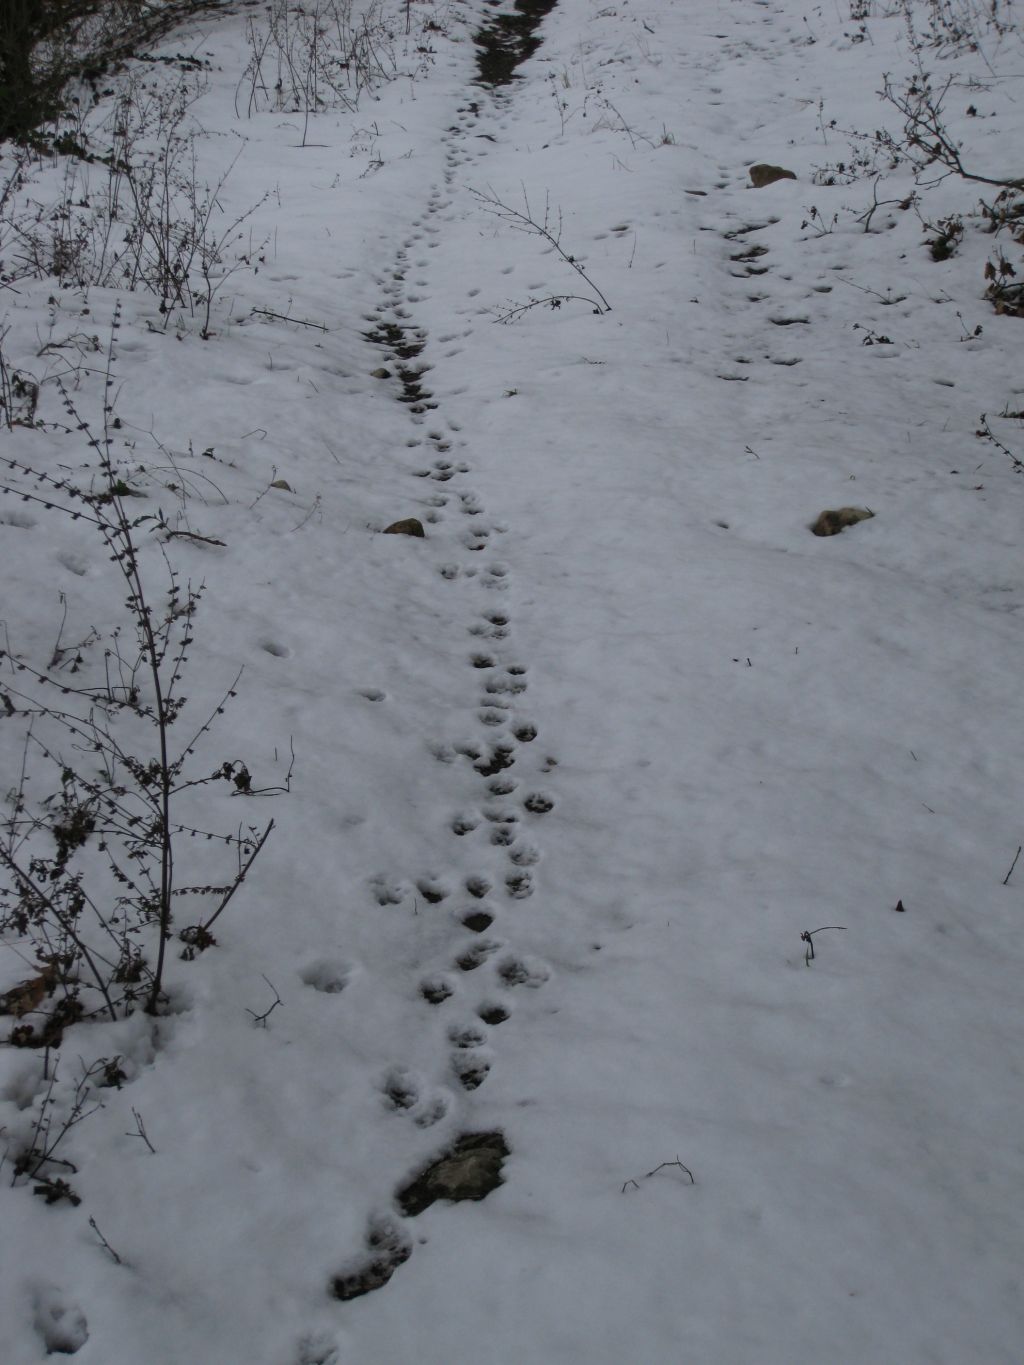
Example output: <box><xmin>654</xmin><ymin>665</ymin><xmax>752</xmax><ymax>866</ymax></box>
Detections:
<box><xmin>622</xmin><ymin>1155</ymin><xmax>695</xmax><ymax>1192</ymax></box>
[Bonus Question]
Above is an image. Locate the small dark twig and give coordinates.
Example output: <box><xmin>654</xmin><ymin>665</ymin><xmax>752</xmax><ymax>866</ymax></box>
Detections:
<box><xmin>201</xmin><ymin>818</ymin><xmax>275</xmax><ymax>932</ymax></box>
<box><xmin>645</xmin><ymin>1157</ymin><xmax>695</xmax><ymax>1185</ymax></box>
<box><xmin>801</xmin><ymin>925</ymin><xmax>847</xmax><ymax>965</ymax></box>
<box><xmin>1003</xmin><ymin>845</ymin><xmax>1022</xmax><ymax>887</ymax></box>
<box><xmin>126</xmin><ymin>1108</ymin><xmax>156</xmax><ymax>1154</ymax></box>
<box><xmin>89</xmin><ymin>1215</ymin><xmax>123</xmax><ymax>1265</ymax></box>
<box><xmin>162</xmin><ymin>529</ymin><xmax>227</xmax><ymax>547</ymax></box>
<box><xmin>246</xmin><ymin>973</ymin><xmax>282</xmax><ymax>1027</ymax></box>
<box><xmin>251</xmin><ymin>308</ymin><xmax>329</xmax><ymax>332</ymax></box>
<box><xmin>976</xmin><ymin>416</ymin><xmax>1024</xmax><ymax>475</ymax></box>
<box><xmin>622</xmin><ymin>1155</ymin><xmax>695</xmax><ymax>1191</ymax></box>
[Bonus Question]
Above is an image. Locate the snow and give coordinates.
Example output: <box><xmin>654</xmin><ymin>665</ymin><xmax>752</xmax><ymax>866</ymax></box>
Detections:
<box><xmin>1</xmin><ymin>0</ymin><xmax>1023</xmax><ymax>1360</ymax></box>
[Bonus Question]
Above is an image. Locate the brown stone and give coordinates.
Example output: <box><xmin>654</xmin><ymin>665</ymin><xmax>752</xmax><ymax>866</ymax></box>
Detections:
<box><xmin>811</xmin><ymin>507</ymin><xmax>875</xmax><ymax>537</ymax></box>
<box><xmin>383</xmin><ymin>518</ymin><xmax>425</xmax><ymax>537</ymax></box>
<box><xmin>749</xmin><ymin>163</ymin><xmax>797</xmax><ymax>188</ymax></box>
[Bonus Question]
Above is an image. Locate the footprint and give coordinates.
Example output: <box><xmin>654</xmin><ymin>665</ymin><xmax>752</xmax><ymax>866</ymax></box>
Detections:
<box><xmin>484</xmin><ymin>675</ymin><xmax>526</xmax><ymax>696</ymax></box>
<box><xmin>295</xmin><ymin>1332</ymin><xmax>342</xmax><ymax>1365</ymax></box>
<box><xmin>505</xmin><ymin>870</ymin><xmax>534</xmax><ymax>899</ymax></box>
<box><xmin>451</xmin><ymin>813</ymin><xmax>480</xmax><ymax>836</ymax></box>
<box><xmin>380</xmin><ymin>1067</ymin><xmax>420</xmax><ymax>1111</ymax></box>
<box><xmin>32</xmin><ymin>1285</ymin><xmax>88</xmax><ymax>1355</ymax></box>
<box><xmin>452</xmin><ymin>1052</ymin><xmax>491</xmax><ymax>1091</ymax></box>
<box><xmin>299</xmin><ymin>959</ymin><xmax>353</xmax><ymax>993</ymax></box>
<box><xmin>478</xmin><ymin>708</ymin><xmax>507</xmax><ymax>726</ymax></box>
<box><xmin>448</xmin><ymin>1023</ymin><xmax>488</xmax><ymax>1049</ymax></box>
<box><xmin>484</xmin><ymin>803</ymin><xmax>518</xmax><ymax>823</ymax></box>
<box><xmin>57</xmin><ymin>552</ymin><xmax>88</xmax><ymax>577</ymax></box>
<box><xmin>415</xmin><ymin>877</ymin><xmax>450</xmax><ymax>905</ymax></box>
<box><xmin>330</xmin><ymin>1216</ymin><xmax>412</xmax><ymax>1301</ymax></box>
<box><xmin>488</xmin><ymin>777</ymin><xmax>518</xmax><ymax>796</ymax></box>
<box><xmin>490</xmin><ymin>825</ymin><xmax>516</xmax><ymax>847</ymax></box>
<box><xmin>414</xmin><ymin>1092</ymin><xmax>450</xmax><ymax>1128</ymax></box>
<box><xmin>497</xmin><ymin>953</ymin><xmax>549</xmax><ymax>987</ymax></box>
<box><xmin>475</xmin><ymin>746</ymin><xmax>514</xmax><ymax>776</ymax></box>
<box><xmin>420</xmin><ymin>976</ymin><xmax>455</xmax><ymax>1004</ymax></box>
<box><xmin>465</xmin><ymin>876</ymin><xmax>492</xmax><ymax>899</ymax></box>
<box><xmin>456</xmin><ymin>939</ymin><xmax>501</xmax><ymax>972</ymax></box>
<box><xmin>523</xmin><ymin>793</ymin><xmax>554</xmax><ymax>814</ymax></box>
<box><xmin>513</xmin><ymin>723</ymin><xmax>537</xmax><ymax>743</ymax></box>
<box><xmin>461</xmin><ymin>908</ymin><xmax>494</xmax><ymax>933</ymax></box>
<box><xmin>508</xmin><ymin>843</ymin><xmax>540</xmax><ymax>867</ymax></box>
<box><xmin>478</xmin><ymin>1002</ymin><xmax>510</xmax><ymax>1025</ymax></box>
<box><xmin>370</xmin><ymin>875</ymin><xmax>405</xmax><ymax>906</ymax></box>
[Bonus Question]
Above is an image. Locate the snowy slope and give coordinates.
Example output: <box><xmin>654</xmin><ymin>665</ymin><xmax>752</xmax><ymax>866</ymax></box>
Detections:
<box><xmin>1</xmin><ymin>0</ymin><xmax>1023</xmax><ymax>1361</ymax></box>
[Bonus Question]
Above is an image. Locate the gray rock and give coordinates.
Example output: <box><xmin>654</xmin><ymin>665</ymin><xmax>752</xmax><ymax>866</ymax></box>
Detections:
<box><xmin>397</xmin><ymin>1131</ymin><xmax>510</xmax><ymax>1216</ymax></box>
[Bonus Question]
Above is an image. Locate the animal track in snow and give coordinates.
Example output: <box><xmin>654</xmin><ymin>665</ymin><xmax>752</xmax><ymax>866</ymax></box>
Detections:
<box><xmin>461</xmin><ymin>908</ymin><xmax>494</xmax><ymax>933</ymax></box>
<box><xmin>380</xmin><ymin>1066</ymin><xmax>420</xmax><ymax>1111</ymax></box>
<box><xmin>448</xmin><ymin>1023</ymin><xmax>487</xmax><ymax>1049</ymax></box>
<box><xmin>484</xmin><ymin>672</ymin><xmax>526</xmax><ymax>696</ymax></box>
<box><xmin>32</xmin><ymin>1285</ymin><xmax>88</xmax><ymax>1355</ymax></box>
<box><xmin>478</xmin><ymin>1002</ymin><xmax>510</xmax><ymax>1025</ymax></box>
<box><xmin>497</xmin><ymin>953</ymin><xmax>549</xmax><ymax>987</ymax></box>
<box><xmin>465</xmin><ymin>875</ymin><xmax>492</xmax><ymax>899</ymax></box>
<box><xmin>456</xmin><ymin>939</ymin><xmax>501</xmax><ymax>971</ymax></box>
<box><xmin>420</xmin><ymin>976</ymin><xmax>455</xmax><ymax>1005</ymax></box>
<box><xmin>415</xmin><ymin>877</ymin><xmax>450</xmax><ymax>904</ymax></box>
<box><xmin>452</xmin><ymin>1051</ymin><xmax>491</xmax><ymax>1090</ymax></box>
<box><xmin>475</xmin><ymin>745</ymin><xmax>515</xmax><ymax>776</ymax></box>
<box><xmin>330</xmin><ymin>1216</ymin><xmax>411</xmax><ymax>1301</ymax></box>
<box><xmin>300</xmin><ymin>959</ymin><xmax>353</xmax><ymax>993</ymax></box>
<box><xmin>523</xmin><ymin>792</ymin><xmax>554</xmax><ymax>814</ymax></box>
<box><xmin>370</xmin><ymin>875</ymin><xmax>405</xmax><ymax>906</ymax></box>
<box><xmin>505</xmin><ymin>870</ymin><xmax>534</xmax><ymax>899</ymax></box>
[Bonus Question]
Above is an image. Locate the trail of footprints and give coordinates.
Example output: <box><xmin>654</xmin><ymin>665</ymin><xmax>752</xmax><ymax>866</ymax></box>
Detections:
<box><xmin>359</xmin><ymin>103</ymin><xmax>555</xmax><ymax>1119</ymax></box>
<box><xmin>321</xmin><ymin>66</ymin><xmax>562</xmax><ymax>1304</ymax></box>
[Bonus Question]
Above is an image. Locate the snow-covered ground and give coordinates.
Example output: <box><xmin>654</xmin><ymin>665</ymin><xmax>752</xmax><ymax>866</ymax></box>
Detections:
<box><xmin>2</xmin><ymin>0</ymin><xmax>1023</xmax><ymax>1359</ymax></box>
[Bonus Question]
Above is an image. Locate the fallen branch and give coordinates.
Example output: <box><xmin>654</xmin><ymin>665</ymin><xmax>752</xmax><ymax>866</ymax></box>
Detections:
<box><xmin>622</xmin><ymin>1155</ymin><xmax>695</xmax><ymax>1193</ymax></box>
<box><xmin>251</xmin><ymin>308</ymin><xmax>329</xmax><ymax>332</ymax></box>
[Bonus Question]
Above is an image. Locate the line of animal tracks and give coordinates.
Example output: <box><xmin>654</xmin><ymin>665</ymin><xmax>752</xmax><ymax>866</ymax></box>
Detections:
<box><xmin>334</xmin><ymin>2</ymin><xmax>565</xmax><ymax>1297</ymax></box>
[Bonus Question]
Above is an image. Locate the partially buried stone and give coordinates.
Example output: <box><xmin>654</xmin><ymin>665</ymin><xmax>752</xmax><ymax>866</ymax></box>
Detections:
<box><xmin>396</xmin><ymin>1131</ymin><xmax>510</xmax><ymax>1216</ymax></box>
<box><xmin>749</xmin><ymin>163</ymin><xmax>797</xmax><ymax>187</ymax></box>
<box><xmin>811</xmin><ymin>506</ymin><xmax>875</xmax><ymax>537</ymax></box>
<box><xmin>383</xmin><ymin>518</ymin><xmax>425</xmax><ymax>537</ymax></box>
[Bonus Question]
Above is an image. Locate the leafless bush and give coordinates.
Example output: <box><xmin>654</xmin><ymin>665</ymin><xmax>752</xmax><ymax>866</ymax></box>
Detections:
<box><xmin>0</xmin><ymin>306</ymin><xmax>280</xmax><ymax>1043</ymax></box>
<box><xmin>236</xmin><ymin>0</ymin><xmax>398</xmax><ymax>123</ymax></box>
<box><xmin>3</xmin><ymin>73</ymin><xmax>267</xmax><ymax>333</ymax></box>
